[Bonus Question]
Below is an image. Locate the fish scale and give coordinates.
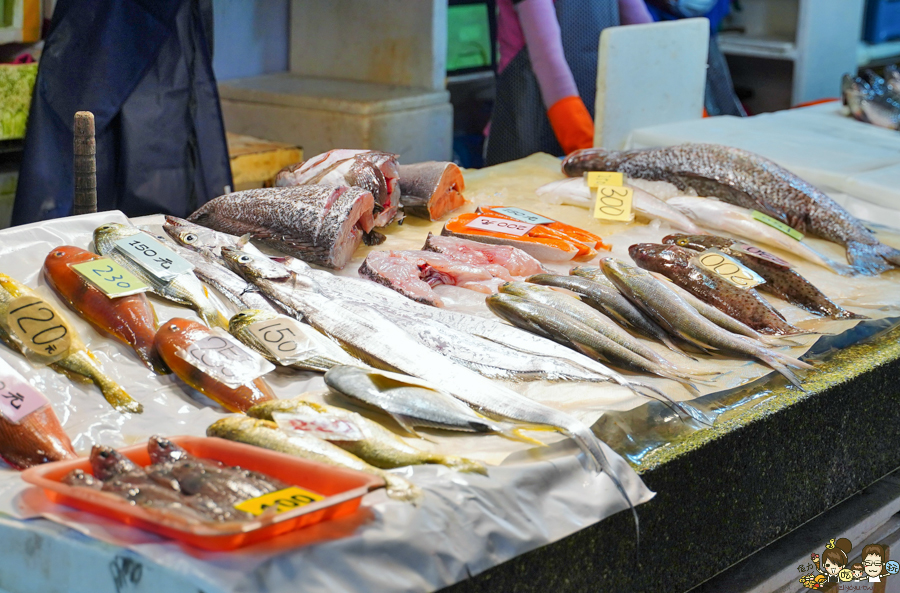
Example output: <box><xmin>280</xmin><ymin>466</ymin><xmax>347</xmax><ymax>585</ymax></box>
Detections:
<box><xmin>563</xmin><ymin>144</ymin><xmax>900</xmax><ymax>275</ymax></box>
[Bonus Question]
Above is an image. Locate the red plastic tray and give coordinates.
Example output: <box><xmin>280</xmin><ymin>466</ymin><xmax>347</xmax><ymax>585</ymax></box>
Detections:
<box><xmin>21</xmin><ymin>435</ymin><xmax>384</xmax><ymax>550</ymax></box>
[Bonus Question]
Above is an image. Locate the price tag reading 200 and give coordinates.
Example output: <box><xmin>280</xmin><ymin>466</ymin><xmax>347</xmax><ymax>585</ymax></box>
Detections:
<box><xmin>592</xmin><ymin>186</ymin><xmax>634</xmax><ymax>222</ymax></box>
<box><xmin>246</xmin><ymin>316</ymin><xmax>314</xmax><ymax>365</ymax></box>
<box><xmin>5</xmin><ymin>295</ymin><xmax>72</xmax><ymax>364</ymax></box>
<box><xmin>178</xmin><ymin>330</ymin><xmax>275</xmax><ymax>388</ymax></box>
<box><xmin>695</xmin><ymin>248</ymin><xmax>765</xmax><ymax>289</ymax></box>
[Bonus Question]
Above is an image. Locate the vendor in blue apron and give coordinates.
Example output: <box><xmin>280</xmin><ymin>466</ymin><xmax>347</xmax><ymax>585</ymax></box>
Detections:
<box><xmin>12</xmin><ymin>0</ymin><xmax>232</xmax><ymax>225</ymax></box>
<box><xmin>485</xmin><ymin>0</ymin><xmax>653</xmax><ymax>166</ymax></box>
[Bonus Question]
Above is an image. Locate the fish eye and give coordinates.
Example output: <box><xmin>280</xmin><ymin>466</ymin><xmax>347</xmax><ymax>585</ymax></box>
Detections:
<box><xmin>54</xmin><ymin>251</ymin><xmax>64</xmax><ymax>257</ymax></box>
<box><xmin>676</xmin><ymin>239</ymin><xmax>688</xmax><ymax>246</ymax></box>
<box><xmin>238</xmin><ymin>255</ymin><xmax>252</xmax><ymax>263</ymax></box>
<box><xmin>183</xmin><ymin>233</ymin><xmax>197</xmax><ymax>244</ymax></box>
<box><xmin>169</xmin><ymin>324</ymin><xmax>179</xmax><ymax>331</ymax></box>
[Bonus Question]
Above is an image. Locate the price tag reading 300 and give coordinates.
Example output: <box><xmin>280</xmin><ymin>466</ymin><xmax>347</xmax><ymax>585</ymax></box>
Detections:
<box><xmin>246</xmin><ymin>316</ymin><xmax>314</xmax><ymax>365</ymax></box>
<box><xmin>695</xmin><ymin>248</ymin><xmax>765</xmax><ymax>289</ymax></box>
<box><xmin>70</xmin><ymin>258</ymin><xmax>149</xmax><ymax>298</ymax></box>
<box><xmin>5</xmin><ymin>295</ymin><xmax>72</xmax><ymax>364</ymax></box>
<box><xmin>592</xmin><ymin>186</ymin><xmax>634</xmax><ymax>222</ymax></box>
<box><xmin>177</xmin><ymin>330</ymin><xmax>275</xmax><ymax>388</ymax></box>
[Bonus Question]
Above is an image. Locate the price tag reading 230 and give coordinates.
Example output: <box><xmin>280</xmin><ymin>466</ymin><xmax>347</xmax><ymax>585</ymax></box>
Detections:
<box><xmin>70</xmin><ymin>258</ymin><xmax>149</xmax><ymax>298</ymax></box>
<box><xmin>246</xmin><ymin>316</ymin><xmax>314</xmax><ymax>365</ymax></box>
<box><xmin>695</xmin><ymin>248</ymin><xmax>765</xmax><ymax>289</ymax></box>
<box><xmin>177</xmin><ymin>329</ymin><xmax>274</xmax><ymax>388</ymax></box>
<box><xmin>5</xmin><ymin>295</ymin><xmax>72</xmax><ymax>364</ymax></box>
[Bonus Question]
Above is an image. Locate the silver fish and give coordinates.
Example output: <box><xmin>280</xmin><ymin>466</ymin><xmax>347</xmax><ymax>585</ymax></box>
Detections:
<box><xmin>93</xmin><ymin>223</ymin><xmax>229</xmax><ymax>329</ymax></box>
<box><xmin>186</xmin><ymin>186</ymin><xmax>376</xmax><ymax>269</ymax></box>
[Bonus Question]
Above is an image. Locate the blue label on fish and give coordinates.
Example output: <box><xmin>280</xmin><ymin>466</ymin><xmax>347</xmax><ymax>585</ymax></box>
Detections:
<box><xmin>490</xmin><ymin>207</ymin><xmax>555</xmax><ymax>225</ymax></box>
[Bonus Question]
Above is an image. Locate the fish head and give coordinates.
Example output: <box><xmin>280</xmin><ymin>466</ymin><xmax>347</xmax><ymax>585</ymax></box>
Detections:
<box><xmin>662</xmin><ymin>234</ymin><xmax>728</xmax><ymax>252</ymax></box>
<box><xmin>44</xmin><ymin>245</ymin><xmax>92</xmax><ymax>275</ymax></box>
<box><xmin>628</xmin><ymin>243</ymin><xmax>693</xmax><ymax>271</ymax></box>
<box><xmin>497</xmin><ymin>281</ymin><xmax>540</xmax><ymax>298</ymax></box>
<box><xmin>90</xmin><ymin>445</ymin><xmax>137</xmax><ymax>480</ymax></box>
<box><xmin>228</xmin><ymin>309</ymin><xmax>274</xmax><ymax>333</ymax></box>
<box><xmin>156</xmin><ymin>317</ymin><xmax>208</xmax><ymax>346</ymax></box>
<box><xmin>0</xmin><ymin>272</ymin><xmax>29</xmax><ymax>299</ymax></box>
<box><xmin>147</xmin><ymin>435</ymin><xmax>189</xmax><ymax>464</ymax></box>
<box><xmin>93</xmin><ymin>222</ymin><xmax>137</xmax><ymax>254</ymax></box>
<box><xmin>569</xmin><ymin>266</ymin><xmax>602</xmax><ymax>280</ymax></box>
<box><xmin>221</xmin><ymin>247</ymin><xmax>292</xmax><ymax>282</ymax></box>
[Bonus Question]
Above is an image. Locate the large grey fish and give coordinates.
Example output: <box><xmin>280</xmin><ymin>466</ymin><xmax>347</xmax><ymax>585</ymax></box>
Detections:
<box><xmin>247</xmin><ymin>397</ymin><xmax>487</xmax><ymax>474</ymax></box>
<box><xmin>186</xmin><ymin>185</ymin><xmax>376</xmax><ymax>269</ymax></box>
<box><xmin>93</xmin><ymin>223</ymin><xmax>229</xmax><ymax>329</ymax></box>
<box><xmin>207</xmin><ymin>415</ymin><xmax>421</xmax><ymax>502</ymax></box>
<box><xmin>600</xmin><ymin>258</ymin><xmax>813</xmax><ymax>388</ymax></box>
<box><xmin>398</xmin><ymin>161</ymin><xmax>467</xmax><ymax>221</ymax></box>
<box><xmin>228</xmin><ymin>309</ymin><xmax>358</xmax><ymax>373</ymax></box>
<box><xmin>323</xmin><ymin>365</ymin><xmax>542</xmax><ymax>443</ymax></box>
<box><xmin>275</xmin><ymin>149</ymin><xmax>399</xmax><ymax>228</ymax></box>
<box><xmin>662</xmin><ymin>234</ymin><xmax>864</xmax><ymax>319</ymax></box>
<box><xmin>220</xmin><ymin>248</ymin><xmax>632</xmax><ymax>496</ymax></box>
<box><xmin>562</xmin><ymin>144</ymin><xmax>900</xmax><ymax>275</ymax></box>
<box><xmin>628</xmin><ymin>243</ymin><xmax>799</xmax><ymax>335</ymax></box>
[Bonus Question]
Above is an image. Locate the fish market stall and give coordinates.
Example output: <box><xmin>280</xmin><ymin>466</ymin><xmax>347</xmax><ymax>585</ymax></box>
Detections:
<box><xmin>0</xmin><ymin>145</ymin><xmax>898</xmax><ymax>593</ymax></box>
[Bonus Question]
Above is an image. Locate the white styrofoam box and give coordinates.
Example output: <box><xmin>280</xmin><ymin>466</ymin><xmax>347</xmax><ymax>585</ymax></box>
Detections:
<box><xmin>627</xmin><ymin>103</ymin><xmax>900</xmax><ymax>212</ymax></box>
<box><xmin>290</xmin><ymin>0</ymin><xmax>447</xmax><ymax>91</ymax></box>
<box><xmin>595</xmin><ymin>19</ymin><xmax>709</xmax><ymax>150</ymax></box>
<box><xmin>219</xmin><ymin>73</ymin><xmax>453</xmax><ymax>163</ymax></box>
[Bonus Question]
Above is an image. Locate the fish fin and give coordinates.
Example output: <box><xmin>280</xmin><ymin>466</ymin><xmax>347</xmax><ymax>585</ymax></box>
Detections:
<box><xmin>758</xmin><ymin>353</ymin><xmax>806</xmax><ymax>390</ymax></box>
<box><xmin>759</xmin><ymin>335</ymin><xmax>805</xmax><ymax>347</ymax></box>
<box><xmin>660</xmin><ymin>335</ymin><xmax>699</xmax><ymax>361</ymax></box>
<box><xmin>439</xmin><ymin>456</ymin><xmax>489</xmax><ymax>475</ymax></box>
<box><xmin>628</xmin><ymin>380</ymin><xmax>705</xmax><ymax>423</ymax></box>
<box><xmin>835</xmin><ymin>310</ymin><xmax>868</xmax><ymax>320</ymax></box>
<box><xmin>501</xmin><ymin>427</ymin><xmax>549</xmax><ymax>447</ymax></box>
<box><xmin>846</xmin><ymin>241</ymin><xmax>897</xmax><ymax>275</ymax></box>
<box><xmin>389</xmin><ymin>414</ymin><xmax>432</xmax><ymax>440</ymax></box>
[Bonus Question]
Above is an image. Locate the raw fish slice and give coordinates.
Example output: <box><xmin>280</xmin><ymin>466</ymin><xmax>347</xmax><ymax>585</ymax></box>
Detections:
<box><xmin>0</xmin><ymin>406</ymin><xmax>76</xmax><ymax>469</ymax></box>
<box><xmin>423</xmin><ymin>233</ymin><xmax>545</xmax><ymax>276</ymax></box>
<box><xmin>477</xmin><ymin>205</ymin><xmax>608</xmax><ymax>253</ymax></box>
<box><xmin>359</xmin><ymin>251</ymin><xmax>441</xmax><ymax>306</ymax></box>
<box><xmin>275</xmin><ymin>149</ymin><xmax>400</xmax><ymax>227</ymax></box>
<box><xmin>398</xmin><ymin>162</ymin><xmax>468</xmax><ymax>220</ymax></box>
<box><xmin>442</xmin><ymin>213</ymin><xmax>583</xmax><ymax>262</ymax></box>
<box><xmin>187</xmin><ymin>186</ymin><xmax>375</xmax><ymax>270</ymax></box>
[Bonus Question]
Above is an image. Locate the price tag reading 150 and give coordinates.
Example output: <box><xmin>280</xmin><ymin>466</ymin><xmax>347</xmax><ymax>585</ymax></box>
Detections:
<box><xmin>70</xmin><ymin>258</ymin><xmax>149</xmax><ymax>298</ymax></box>
<box><xmin>246</xmin><ymin>316</ymin><xmax>314</xmax><ymax>365</ymax></box>
<box><xmin>592</xmin><ymin>186</ymin><xmax>634</xmax><ymax>222</ymax></box>
<box><xmin>695</xmin><ymin>248</ymin><xmax>765</xmax><ymax>289</ymax></box>
<box><xmin>114</xmin><ymin>232</ymin><xmax>193</xmax><ymax>282</ymax></box>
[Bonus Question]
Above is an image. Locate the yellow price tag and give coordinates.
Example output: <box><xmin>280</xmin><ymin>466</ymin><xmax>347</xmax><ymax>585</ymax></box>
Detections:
<box><xmin>70</xmin><ymin>258</ymin><xmax>150</xmax><ymax>298</ymax></box>
<box><xmin>586</xmin><ymin>171</ymin><xmax>624</xmax><ymax>188</ymax></box>
<box><xmin>234</xmin><ymin>486</ymin><xmax>325</xmax><ymax>517</ymax></box>
<box><xmin>592</xmin><ymin>186</ymin><xmax>634</xmax><ymax>222</ymax></box>
<box><xmin>695</xmin><ymin>249</ymin><xmax>766</xmax><ymax>289</ymax></box>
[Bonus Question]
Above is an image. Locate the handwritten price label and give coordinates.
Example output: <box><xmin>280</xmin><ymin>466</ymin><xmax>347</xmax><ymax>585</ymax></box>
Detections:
<box><xmin>177</xmin><ymin>329</ymin><xmax>275</xmax><ymax>388</ymax></box>
<box><xmin>114</xmin><ymin>232</ymin><xmax>193</xmax><ymax>282</ymax></box>
<box><xmin>592</xmin><ymin>186</ymin><xmax>634</xmax><ymax>222</ymax></box>
<box><xmin>246</xmin><ymin>316</ymin><xmax>314</xmax><ymax>365</ymax></box>
<box><xmin>273</xmin><ymin>410</ymin><xmax>364</xmax><ymax>441</ymax></box>
<box><xmin>464</xmin><ymin>216</ymin><xmax>535</xmax><ymax>237</ymax></box>
<box><xmin>70</xmin><ymin>258</ymin><xmax>149</xmax><ymax>298</ymax></box>
<box><xmin>0</xmin><ymin>356</ymin><xmax>50</xmax><ymax>423</ymax></box>
<box><xmin>585</xmin><ymin>171</ymin><xmax>624</xmax><ymax>188</ymax></box>
<box><xmin>234</xmin><ymin>486</ymin><xmax>325</xmax><ymax>517</ymax></box>
<box><xmin>6</xmin><ymin>295</ymin><xmax>72</xmax><ymax>364</ymax></box>
<box><xmin>489</xmin><ymin>207</ymin><xmax>555</xmax><ymax>225</ymax></box>
<box><xmin>695</xmin><ymin>248</ymin><xmax>765</xmax><ymax>289</ymax></box>
<box><xmin>751</xmin><ymin>210</ymin><xmax>804</xmax><ymax>241</ymax></box>
<box><xmin>730</xmin><ymin>243</ymin><xmax>793</xmax><ymax>268</ymax></box>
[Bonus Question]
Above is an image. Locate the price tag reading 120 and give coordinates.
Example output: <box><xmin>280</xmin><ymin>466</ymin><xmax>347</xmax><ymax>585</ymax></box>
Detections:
<box><xmin>695</xmin><ymin>248</ymin><xmax>765</xmax><ymax>289</ymax></box>
<box><xmin>246</xmin><ymin>316</ymin><xmax>314</xmax><ymax>365</ymax></box>
<box><xmin>6</xmin><ymin>295</ymin><xmax>71</xmax><ymax>364</ymax></box>
<box><xmin>592</xmin><ymin>186</ymin><xmax>634</xmax><ymax>222</ymax></box>
<box><xmin>113</xmin><ymin>232</ymin><xmax>193</xmax><ymax>282</ymax></box>
<box><xmin>70</xmin><ymin>258</ymin><xmax>149</xmax><ymax>298</ymax></box>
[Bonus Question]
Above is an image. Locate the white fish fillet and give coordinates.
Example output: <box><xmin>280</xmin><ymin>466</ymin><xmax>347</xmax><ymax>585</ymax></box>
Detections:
<box><xmin>666</xmin><ymin>196</ymin><xmax>851</xmax><ymax>273</ymax></box>
<box><xmin>535</xmin><ymin>178</ymin><xmax>707</xmax><ymax>234</ymax></box>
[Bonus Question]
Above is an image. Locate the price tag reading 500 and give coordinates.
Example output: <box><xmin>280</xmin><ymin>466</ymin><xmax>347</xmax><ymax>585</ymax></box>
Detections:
<box><xmin>246</xmin><ymin>316</ymin><xmax>314</xmax><ymax>365</ymax></box>
<box><xmin>234</xmin><ymin>486</ymin><xmax>326</xmax><ymax>517</ymax></box>
<box><xmin>5</xmin><ymin>295</ymin><xmax>72</xmax><ymax>364</ymax></box>
<box><xmin>70</xmin><ymin>258</ymin><xmax>149</xmax><ymax>298</ymax></box>
<box><xmin>593</xmin><ymin>186</ymin><xmax>634</xmax><ymax>222</ymax></box>
<box><xmin>178</xmin><ymin>330</ymin><xmax>275</xmax><ymax>388</ymax></box>
<box><xmin>695</xmin><ymin>249</ymin><xmax>765</xmax><ymax>289</ymax></box>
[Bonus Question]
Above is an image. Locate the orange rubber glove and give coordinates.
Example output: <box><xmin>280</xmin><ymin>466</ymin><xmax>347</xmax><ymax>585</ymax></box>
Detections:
<box><xmin>547</xmin><ymin>95</ymin><xmax>594</xmax><ymax>154</ymax></box>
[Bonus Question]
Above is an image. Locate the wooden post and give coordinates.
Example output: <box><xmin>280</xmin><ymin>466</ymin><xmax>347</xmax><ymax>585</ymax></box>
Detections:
<box><xmin>73</xmin><ymin>111</ymin><xmax>97</xmax><ymax>215</ymax></box>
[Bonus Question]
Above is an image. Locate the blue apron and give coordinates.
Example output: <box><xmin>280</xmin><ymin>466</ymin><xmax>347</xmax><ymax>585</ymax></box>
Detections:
<box><xmin>12</xmin><ymin>0</ymin><xmax>232</xmax><ymax>225</ymax></box>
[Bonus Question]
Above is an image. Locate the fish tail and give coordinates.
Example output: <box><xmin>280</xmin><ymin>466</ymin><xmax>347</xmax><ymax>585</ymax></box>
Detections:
<box><xmin>661</xmin><ymin>336</ymin><xmax>698</xmax><ymax>361</ymax></box>
<box><xmin>628</xmin><ymin>380</ymin><xmax>704</xmax><ymax>422</ymax></box>
<box><xmin>498</xmin><ymin>426</ymin><xmax>549</xmax><ymax>447</ymax></box>
<box><xmin>62</xmin><ymin>351</ymin><xmax>144</xmax><ymax>413</ymax></box>
<box><xmin>757</xmin><ymin>352</ymin><xmax>807</xmax><ymax>389</ymax></box>
<box><xmin>846</xmin><ymin>241</ymin><xmax>897</xmax><ymax>275</ymax></box>
<box><xmin>439</xmin><ymin>456</ymin><xmax>489</xmax><ymax>475</ymax></box>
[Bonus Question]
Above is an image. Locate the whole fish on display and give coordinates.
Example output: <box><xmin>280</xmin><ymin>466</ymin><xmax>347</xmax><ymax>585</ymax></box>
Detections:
<box><xmin>0</xmin><ymin>273</ymin><xmax>142</xmax><ymax>414</ymax></box>
<box><xmin>662</xmin><ymin>234</ymin><xmax>864</xmax><ymax>319</ymax></box>
<box><xmin>207</xmin><ymin>415</ymin><xmax>422</xmax><ymax>502</ymax></box>
<box><xmin>628</xmin><ymin>243</ymin><xmax>800</xmax><ymax>335</ymax></box>
<box><xmin>398</xmin><ymin>161</ymin><xmax>468</xmax><ymax>221</ymax></box>
<box><xmin>186</xmin><ymin>186</ymin><xmax>376</xmax><ymax>269</ymax></box>
<box><xmin>93</xmin><ymin>223</ymin><xmax>229</xmax><ymax>329</ymax></box>
<box><xmin>248</xmin><ymin>398</ymin><xmax>487</xmax><ymax>474</ymax></box>
<box><xmin>601</xmin><ymin>259</ymin><xmax>813</xmax><ymax>387</ymax></box>
<box><xmin>154</xmin><ymin>318</ymin><xmax>276</xmax><ymax>413</ymax></box>
<box><xmin>275</xmin><ymin>149</ymin><xmax>400</xmax><ymax>228</ymax></box>
<box><xmin>163</xmin><ymin>216</ymin><xmax>268</xmax><ymax>262</ymax></box>
<box><xmin>562</xmin><ymin>143</ymin><xmax>900</xmax><ymax>275</ymax></box>
<box><xmin>43</xmin><ymin>246</ymin><xmax>168</xmax><ymax>374</ymax></box>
